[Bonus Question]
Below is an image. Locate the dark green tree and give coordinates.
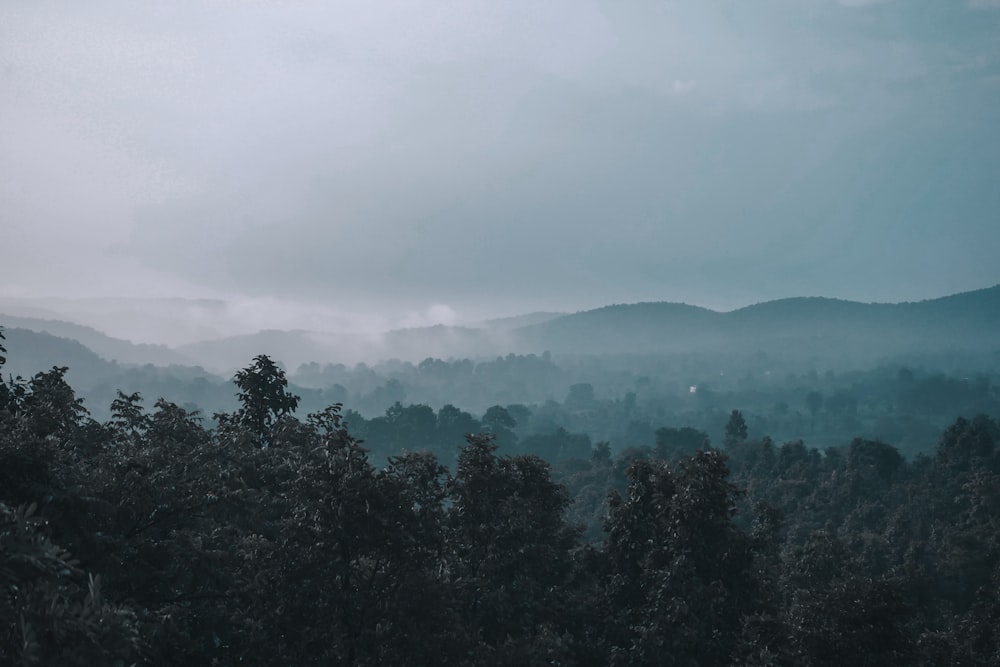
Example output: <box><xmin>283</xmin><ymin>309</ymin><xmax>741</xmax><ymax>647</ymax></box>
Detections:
<box><xmin>603</xmin><ymin>450</ymin><xmax>757</xmax><ymax>665</ymax></box>
<box><xmin>230</xmin><ymin>355</ymin><xmax>300</xmax><ymax>447</ymax></box>
<box><xmin>725</xmin><ymin>409</ymin><xmax>749</xmax><ymax>448</ymax></box>
<box><xmin>22</xmin><ymin>367</ymin><xmax>89</xmax><ymax>441</ymax></box>
<box><xmin>937</xmin><ymin>415</ymin><xmax>996</xmax><ymax>470</ymax></box>
<box><xmin>565</xmin><ymin>382</ymin><xmax>596</xmax><ymax>410</ymax></box>
<box><xmin>447</xmin><ymin>434</ymin><xmax>581</xmax><ymax>656</ymax></box>
<box><xmin>0</xmin><ymin>503</ymin><xmax>143</xmax><ymax>666</ymax></box>
<box><xmin>0</xmin><ymin>327</ymin><xmax>25</xmax><ymax>419</ymax></box>
<box><xmin>592</xmin><ymin>440</ymin><xmax>612</xmax><ymax>465</ymax></box>
<box><xmin>107</xmin><ymin>390</ymin><xmax>151</xmax><ymax>447</ymax></box>
<box><xmin>435</xmin><ymin>404</ymin><xmax>480</xmax><ymax>466</ymax></box>
<box><xmin>482</xmin><ymin>404</ymin><xmax>517</xmax><ymax>451</ymax></box>
<box><xmin>805</xmin><ymin>391</ymin><xmax>824</xmax><ymax>417</ymax></box>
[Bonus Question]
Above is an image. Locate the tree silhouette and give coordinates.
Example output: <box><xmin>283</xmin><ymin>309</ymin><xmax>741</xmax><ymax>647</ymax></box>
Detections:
<box><xmin>725</xmin><ymin>409</ymin><xmax>749</xmax><ymax>447</ymax></box>
<box><xmin>231</xmin><ymin>355</ymin><xmax>300</xmax><ymax>447</ymax></box>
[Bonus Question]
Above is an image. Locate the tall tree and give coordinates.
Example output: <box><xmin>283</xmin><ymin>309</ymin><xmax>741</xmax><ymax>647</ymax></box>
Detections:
<box><xmin>725</xmin><ymin>409</ymin><xmax>749</xmax><ymax>448</ymax></box>
<box><xmin>229</xmin><ymin>355</ymin><xmax>300</xmax><ymax>447</ymax></box>
<box><xmin>604</xmin><ymin>450</ymin><xmax>757</xmax><ymax>665</ymax></box>
<box><xmin>448</xmin><ymin>435</ymin><xmax>580</xmax><ymax>654</ymax></box>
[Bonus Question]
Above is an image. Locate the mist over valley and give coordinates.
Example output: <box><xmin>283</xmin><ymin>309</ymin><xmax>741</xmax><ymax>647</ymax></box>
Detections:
<box><xmin>2</xmin><ymin>285</ymin><xmax>997</xmax><ymax>456</ymax></box>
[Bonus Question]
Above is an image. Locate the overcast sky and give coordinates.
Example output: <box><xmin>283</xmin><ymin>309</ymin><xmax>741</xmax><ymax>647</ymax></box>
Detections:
<box><xmin>2</xmin><ymin>0</ymin><xmax>999</xmax><ymax>334</ymax></box>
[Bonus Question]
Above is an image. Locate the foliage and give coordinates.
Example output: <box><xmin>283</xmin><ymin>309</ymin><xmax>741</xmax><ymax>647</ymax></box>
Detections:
<box><xmin>725</xmin><ymin>409</ymin><xmax>749</xmax><ymax>447</ymax></box>
<box><xmin>0</xmin><ymin>502</ymin><xmax>142</xmax><ymax>666</ymax></box>
<box><xmin>229</xmin><ymin>354</ymin><xmax>300</xmax><ymax>447</ymax></box>
<box><xmin>1</xmin><ymin>337</ymin><xmax>999</xmax><ymax>664</ymax></box>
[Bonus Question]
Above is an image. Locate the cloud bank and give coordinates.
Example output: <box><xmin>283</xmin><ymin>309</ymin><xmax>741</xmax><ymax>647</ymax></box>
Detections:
<box><xmin>2</xmin><ymin>0</ymin><xmax>998</xmax><ymax>337</ymax></box>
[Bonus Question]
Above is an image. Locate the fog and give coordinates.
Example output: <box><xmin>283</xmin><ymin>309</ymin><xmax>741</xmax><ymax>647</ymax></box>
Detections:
<box><xmin>0</xmin><ymin>295</ymin><xmax>467</xmax><ymax>347</ymax></box>
<box><xmin>3</xmin><ymin>1</ymin><xmax>999</xmax><ymax>346</ymax></box>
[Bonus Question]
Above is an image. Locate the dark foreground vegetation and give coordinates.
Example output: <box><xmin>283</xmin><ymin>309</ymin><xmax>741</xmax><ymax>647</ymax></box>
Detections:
<box><xmin>2</xmin><ymin>329</ymin><xmax>999</xmax><ymax>665</ymax></box>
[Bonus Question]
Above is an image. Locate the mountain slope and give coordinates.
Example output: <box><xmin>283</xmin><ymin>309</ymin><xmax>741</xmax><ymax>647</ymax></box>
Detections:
<box><xmin>10</xmin><ymin>286</ymin><xmax>998</xmax><ymax>370</ymax></box>
<box><xmin>512</xmin><ymin>285</ymin><xmax>1000</xmax><ymax>361</ymax></box>
<box><xmin>0</xmin><ymin>314</ymin><xmax>191</xmax><ymax>366</ymax></box>
<box><xmin>0</xmin><ymin>327</ymin><xmax>121</xmax><ymax>388</ymax></box>
<box><xmin>515</xmin><ymin>302</ymin><xmax>724</xmax><ymax>354</ymax></box>
<box><xmin>176</xmin><ymin>325</ymin><xmax>514</xmax><ymax>372</ymax></box>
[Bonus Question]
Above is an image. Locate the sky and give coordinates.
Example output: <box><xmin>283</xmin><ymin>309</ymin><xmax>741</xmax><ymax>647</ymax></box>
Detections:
<box><xmin>2</xmin><ymin>0</ymin><xmax>999</xmax><ymax>339</ymax></box>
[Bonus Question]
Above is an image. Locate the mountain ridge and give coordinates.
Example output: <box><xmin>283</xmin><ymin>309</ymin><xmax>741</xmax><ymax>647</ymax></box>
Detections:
<box><xmin>0</xmin><ymin>314</ymin><xmax>192</xmax><ymax>366</ymax></box>
<box><xmin>3</xmin><ymin>285</ymin><xmax>998</xmax><ymax>370</ymax></box>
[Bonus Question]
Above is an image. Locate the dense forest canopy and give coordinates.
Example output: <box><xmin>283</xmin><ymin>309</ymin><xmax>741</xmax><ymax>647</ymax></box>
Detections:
<box><xmin>2</xmin><ymin>323</ymin><xmax>999</xmax><ymax>665</ymax></box>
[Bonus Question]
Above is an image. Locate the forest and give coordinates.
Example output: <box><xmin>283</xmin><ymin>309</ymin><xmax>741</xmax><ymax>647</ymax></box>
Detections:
<box><xmin>4</xmin><ymin>315</ymin><xmax>997</xmax><ymax>465</ymax></box>
<box><xmin>2</xmin><ymin>325</ymin><xmax>1000</xmax><ymax>665</ymax></box>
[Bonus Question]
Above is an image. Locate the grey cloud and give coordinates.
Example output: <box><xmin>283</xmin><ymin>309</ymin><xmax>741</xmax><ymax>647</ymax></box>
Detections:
<box><xmin>2</xmin><ymin>0</ymin><xmax>999</xmax><ymax>333</ymax></box>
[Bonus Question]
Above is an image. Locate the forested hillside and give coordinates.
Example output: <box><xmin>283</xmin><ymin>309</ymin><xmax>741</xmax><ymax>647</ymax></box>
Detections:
<box><xmin>0</xmin><ymin>315</ymin><xmax>188</xmax><ymax>366</ymax></box>
<box><xmin>2</xmin><ymin>328</ymin><xmax>999</xmax><ymax>665</ymax></box>
<box><xmin>517</xmin><ymin>285</ymin><xmax>1000</xmax><ymax>360</ymax></box>
<box><xmin>4</xmin><ymin>288</ymin><xmax>998</xmax><ymax>458</ymax></box>
<box><xmin>10</xmin><ymin>286</ymin><xmax>994</xmax><ymax>374</ymax></box>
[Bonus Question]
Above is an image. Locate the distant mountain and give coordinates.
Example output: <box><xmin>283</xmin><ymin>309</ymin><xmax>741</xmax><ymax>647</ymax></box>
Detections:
<box><xmin>0</xmin><ymin>297</ymin><xmax>236</xmax><ymax>347</ymax></box>
<box><xmin>176</xmin><ymin>325</ymin><xmax>515</xmax><ymax>372</ymax></box>
<box><xmin>514</xmin><ymin>302</ymin><xmax>724</xmax><ymax>354</ymax></box>
<box><xmin>898</xmin><ymin>284</ymin><xmax>1000</xmax><ymax>331</ymax></box>
<box><xmin>0</xmin><ymin>327</ymin><xmax>121</xmax><ymax>388</ymax></box>
<box><xmin>176</xmin><ymin>329</ymin><xmax>383</xmax><ymax>374</ymax></box>
<box><xmin>380</xmin><ymin>325</ymin><xmax>513</xmax><ymax>361</ymax></box>
<box><xmin>0</xmin><ymin>314</ymin><xmax>191</xmax><ymax>366</ymax></box>
<box><xmin>481</xmin><ymin>312</ymin><xmax>566</xmax><ymax>331</ymax></box>
<box><xmin>511</xmin><ymin>285</ymin><xmax>1000</xmax><ymax>364</ymax></box>
<box><xmin>0</xmin><ymin>327</ymin><xmax>233</xmax><ymax>420</ymax></box>
<box><xmin>175</xmin><ymin>314</ymin><xmax>566</xmax><ymax>373</ymax></box>
<box><xmin>7</xmin><ymin>286</ymin><xmax>998</xmax><ymax>371</ymax></box>
<box><xmin>725</xmin><ymin>285</ymin><xmax>1000</xmax><ymax>345</ymax></box>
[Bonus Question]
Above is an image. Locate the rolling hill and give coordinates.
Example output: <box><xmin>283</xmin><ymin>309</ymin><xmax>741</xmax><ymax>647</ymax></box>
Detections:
<box><xmin>0</xmin><ymin>314</ymin><xmax>191</xmax><ymax>366</ymax></box>
<box><xmin>512</xmin><ymin>285</ymin><xmax>1000</xmax><ymax>364</ymax></box>
<box><xmin>5</xmin><ymin>286</ymin><xmax>998</xmax><ymax>371</ymax></box>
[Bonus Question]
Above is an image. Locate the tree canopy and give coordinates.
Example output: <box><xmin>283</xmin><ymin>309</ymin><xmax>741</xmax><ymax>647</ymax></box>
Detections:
<box><xmin>1</xmin><ymin>335</ymin><xmax>999</xmax><ymax>664</ymax></box>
